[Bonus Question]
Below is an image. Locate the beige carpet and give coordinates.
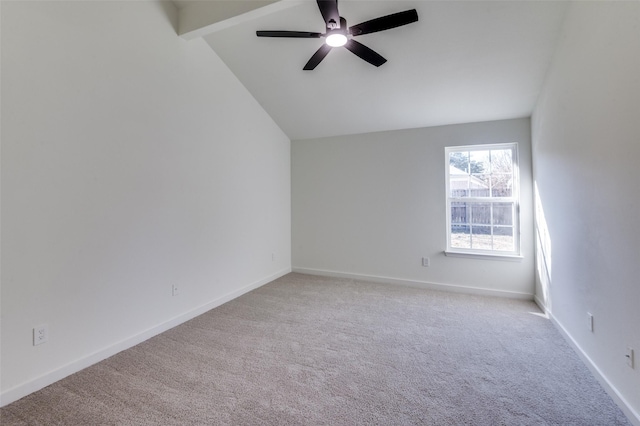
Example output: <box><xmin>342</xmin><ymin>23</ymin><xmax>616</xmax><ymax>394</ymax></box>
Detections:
<box><xmin>1</xmin><ymin>273</ymin><xmax>631</xmax><ymax>425</ymax></box>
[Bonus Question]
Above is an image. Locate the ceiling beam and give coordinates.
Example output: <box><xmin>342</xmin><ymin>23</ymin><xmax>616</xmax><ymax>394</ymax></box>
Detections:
<box><xmin>178</xmin><ymin>0</ymin><xmax>301</xmax><ymax>40</ymax></box>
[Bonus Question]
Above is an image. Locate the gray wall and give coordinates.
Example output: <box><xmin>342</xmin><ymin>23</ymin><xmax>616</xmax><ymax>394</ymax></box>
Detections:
<box><xmin>292</xmin><ymin>118</ymin><xmax>534</xmax><ymax>297</ymax></box>
<box><xmin>532</xmin><ymin>1</ymin><xmax>640</xmax><ymax>421</ymax></box>
<box><xmin>1</xmin><ymin>1</ymin><xmax>291</xmax><ymax>404</ymax></box>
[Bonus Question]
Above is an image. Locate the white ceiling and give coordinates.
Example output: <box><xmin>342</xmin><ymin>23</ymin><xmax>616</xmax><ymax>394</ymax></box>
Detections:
<box><xmin>202</xmin><ymin>1</ymin><xmax>569</xmax><ymax>140</ymax></box>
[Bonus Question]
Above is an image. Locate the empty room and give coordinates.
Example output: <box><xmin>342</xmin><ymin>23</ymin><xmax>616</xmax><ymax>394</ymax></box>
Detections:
<box><xmin>1</xmin><ymin>0</ymin><xmax>638</xmax><ymax>424</ymax></box>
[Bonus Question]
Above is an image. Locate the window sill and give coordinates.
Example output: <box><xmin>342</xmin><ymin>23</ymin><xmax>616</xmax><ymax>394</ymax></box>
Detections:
<box><xmin>444</xmin><ymin>251</ymin><xmax>523</xmax><ymax>262</ymax></box>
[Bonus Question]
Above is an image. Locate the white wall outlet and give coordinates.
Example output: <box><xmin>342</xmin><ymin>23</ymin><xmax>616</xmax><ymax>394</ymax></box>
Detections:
<box><xmin>626</xmin><ymin>347</ymin><xmax>634</xmax><ymax>368</ymax></box>
<box><xmin>33</xmin><ymin>324</ymin><xmax>49</xmax><ymax>346</ymax></box>
<box><xmin>587</xmin><ymin>312</ymin><xmax>594</xmax><ymax>332</ymax></box>
<box><xmin>272</xmin><ymin>253</ymin><xmax>275</xmax><ymax>262</ymax></box>
<box><xmin>422</xmin><ymin>257</ymin><xmax>430</xmax><ymax>267</ymax></box>
<box><xmin>172</xmin><ymin>284</ymin><xmax>180</xmax><ymax>296</ymax></box>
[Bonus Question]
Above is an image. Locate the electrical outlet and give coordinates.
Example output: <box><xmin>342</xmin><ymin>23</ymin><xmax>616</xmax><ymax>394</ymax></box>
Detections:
<box><xmin>172</xmin><ymin>284</ymin><xmax>180</xmax><ymax>297</ymax></box>
<box><xmin>33</xmin><ymin>324</ymin><xmax>49</xmax><ymax>346</ymax></box>
<box><xmin>272</xmin><ymin>253</ymin><xmax>275</xmax><ymax>262</ymax></box>
<box><xmin>422</xmin><ymin>257</ymin><xmax>430</xmax><ymax>267</ymax></box>
<box><xmin>626</xmin><ymin>347</ymin><xmax>634</xmax><ymax>368</ymax></box>
<box><xmin>587</xmin><ymin>312</ymin><xmax>594</xmax><ymax>332</ymax></box>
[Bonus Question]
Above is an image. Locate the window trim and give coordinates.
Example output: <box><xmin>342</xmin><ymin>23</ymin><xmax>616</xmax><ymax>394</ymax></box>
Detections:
<box><xmin>443</xmin><ymin>250</ymin><xmax>523</xmax><ymax>261</ymax></box>
<box><xmin>444</xmin><ymin>143</ymin><xmax>521</xmax><ymax>257</ymax></box>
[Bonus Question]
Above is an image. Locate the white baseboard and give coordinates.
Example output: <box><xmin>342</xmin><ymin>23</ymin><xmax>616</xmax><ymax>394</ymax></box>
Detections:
<box><xmin>0</xmin><ymin>267</ymin><xmax>291</xmax><ymax>408</ymax></box>
<box><xmin>292</xmin><ymin>267</ymin><xmax>533</xmax><ymax>300</ymax></box>
<box><xmin>547</xmin><ymin>310</ymin><xmax>640</xmax><ymax>426</ymax></box>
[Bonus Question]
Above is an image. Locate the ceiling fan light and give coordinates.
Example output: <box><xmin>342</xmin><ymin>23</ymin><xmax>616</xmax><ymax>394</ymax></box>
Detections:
<box><xmin>326</xmin><ymin>33</ymin><xmax>348</xmax><ymax>47</ymax></box>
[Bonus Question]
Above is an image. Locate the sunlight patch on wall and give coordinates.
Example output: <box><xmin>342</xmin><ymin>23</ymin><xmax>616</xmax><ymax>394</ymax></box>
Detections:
<box><xmin>534</xmin><ymin>182</ymin><xmax>552</xmax><ymax>312</ymax></box>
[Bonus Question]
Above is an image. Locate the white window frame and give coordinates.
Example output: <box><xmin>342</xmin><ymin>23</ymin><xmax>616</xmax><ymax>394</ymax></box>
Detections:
<box><xmin>444</xmin><ymin>143</ymin><xmax>521</xmax><ymax>260</ymax></box>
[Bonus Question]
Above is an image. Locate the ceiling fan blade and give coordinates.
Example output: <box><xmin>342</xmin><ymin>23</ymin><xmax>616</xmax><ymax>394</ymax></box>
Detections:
<box><xmin>349</xmin><ymin>9</ymin><xmax>418</xmax><ymax>36</ymax></box>
<box><xmin>317</xmin><ymin>0</ymin><xmax>340</xmax><ymax>29</ymax></box>
<box><xmin>303</xmin><ymin>44</ymin><xmax>332</xmax><ymax>70</ymax></box>
<box><xmin>256</xmin><ymin>30</ymin><xmax>322</xmax><ymax>38</ymax></box>
<box><xmin>344</xmin><ymin>39</ymin><xmax>387</xmax><ymax>67</ymax></box>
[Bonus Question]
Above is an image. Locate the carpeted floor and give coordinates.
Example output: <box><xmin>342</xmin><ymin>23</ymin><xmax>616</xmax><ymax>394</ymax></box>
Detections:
<box><xmin>0</xmin><ymin>273</ymin><xmax>631</xmax><ymax>425</ymax></box>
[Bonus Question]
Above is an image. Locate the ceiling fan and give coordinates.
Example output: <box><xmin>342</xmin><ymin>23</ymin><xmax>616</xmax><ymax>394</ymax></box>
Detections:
<box><xmin>256</xmin><ymin>0</ymin><xmax>418</xmax><ymax>70</ymax></box>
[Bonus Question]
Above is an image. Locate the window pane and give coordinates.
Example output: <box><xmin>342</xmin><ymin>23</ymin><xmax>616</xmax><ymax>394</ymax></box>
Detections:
<box><xmin>451</xmin><ymin>202</ymin><xmax>468</xmax><ymax>224</ymax></box>
<box><xmin>451</xmin><ymin>224</ymin><xmax>470</xmax><ymax>249</ymax></box>
<box><xmin>450</xmin><ymin>174</ymin><xmax>470</xmax><ymax>197</ymax></box>
<box><xmin>469</xmin><ymin>174</ymin><xmax>490</xmax><ymax>197</ymax></box>
<box><xmin>490</xmin><ymin>149</ymin><xmax>513</xmax><ymax>174</ymax></box>
<box><xmin>471</xmin><ymin>225</ymin><xmax>492</xmax><ymax>249</ymax></box>
<box><xmin>491</xmin><ymin>174</ymin><xmax>513</xmax><ymax>197</ymax></box>
<box><xmin>489</xmin><ymin>149</ymin><xmax>513</xmax><ymax>197</ymax></box>
<box><xmin>471</xmin><ymin>203</ymin><xmax>491</xmax><ymax>225</ymax></box>
<box><xmin>493</xmin><ymin>203</ymin><xmax>513</xmax><ymax>226</ymax></box>
<box><xmin>449</xmin><ymin>151</ymin><xmax>470</xmax><ymax>174</ymax></box>
<box><xmin>469</xmin><ymin>150</ymin><xmax>490</xmax><ymax>175</ymax></box>
<box><xmin>493</xmin><ymin>226</ymin><xmax>514</xmax><ymax>251</ymax></box>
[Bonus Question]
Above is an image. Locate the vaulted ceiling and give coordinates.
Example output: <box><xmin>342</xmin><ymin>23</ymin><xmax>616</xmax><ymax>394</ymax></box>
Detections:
<box><xmin>176</xmin><ymin>1</ymin><xmax>569</xmax><ymax>140</ymax></box>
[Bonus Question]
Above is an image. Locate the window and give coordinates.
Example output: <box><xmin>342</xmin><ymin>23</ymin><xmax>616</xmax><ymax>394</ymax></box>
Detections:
<box><xmin>445</xmin><ymin>143</ymin><xmax>520</xmax><ymax>257</ymax></box>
